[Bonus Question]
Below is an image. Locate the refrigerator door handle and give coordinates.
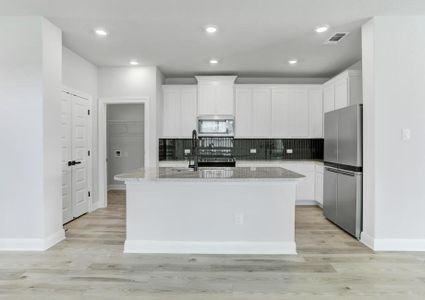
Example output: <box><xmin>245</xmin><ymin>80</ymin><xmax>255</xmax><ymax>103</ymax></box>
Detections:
<box><xmin>325</xmin><ymin>167</ymin><xmax>355</xmax><ymax>177</ymax></box>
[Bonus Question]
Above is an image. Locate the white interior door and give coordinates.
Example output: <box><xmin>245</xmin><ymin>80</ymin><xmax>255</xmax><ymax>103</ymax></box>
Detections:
<box><xmin>61</xmin><ymin>92</ymin><xmax>73</xmax><ymax>224</ymax></box>
<box><xmin>71</xmin><ymin>95</ymin><xmax>90</xmax><ymax>218</ymax></box>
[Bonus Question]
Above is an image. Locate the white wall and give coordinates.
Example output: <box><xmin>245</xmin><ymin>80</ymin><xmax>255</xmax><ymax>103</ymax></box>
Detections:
<box><xmin>0</xmin><ymin>17</ymin><xmax>63</xmax><ymax>250</ymax></box>
<box><xmin>98</xmin><ymin>66</ymin><xmax>164</xmax><ymax>167</ymax></box>
<box><xmin>362</xmin><ymin>16</ymin><xmax>425</xmax><ymax>251</ymax></box>
<box><xmin>107</xmin><ymin>104</ymin><xmax>144</xmax><ymax>187</ymax></box>
<box><xmin>62</xmin><ymin>47</ymin><xmax>99</xmax><ymax>206</ymax></box>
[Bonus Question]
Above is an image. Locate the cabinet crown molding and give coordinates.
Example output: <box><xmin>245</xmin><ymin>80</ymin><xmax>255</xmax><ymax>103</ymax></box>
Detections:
<box><xmin>195</xmin><ymin>76</ymin><xmax>237</xmax><ymax>84</ymax></box>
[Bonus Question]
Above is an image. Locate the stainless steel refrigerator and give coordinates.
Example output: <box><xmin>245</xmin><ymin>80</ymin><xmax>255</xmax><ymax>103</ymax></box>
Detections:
<box><xmin>324</xmin><ymin>104</ymin><xmax>363</xmax><ymax>239</ymax></box>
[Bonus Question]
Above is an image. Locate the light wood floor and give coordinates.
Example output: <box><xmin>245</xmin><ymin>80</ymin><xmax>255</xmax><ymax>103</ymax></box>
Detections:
<box><xmin>1</xmin><ymin>191</ymin><xmax>425</xmax><ymax>299</ymax></box>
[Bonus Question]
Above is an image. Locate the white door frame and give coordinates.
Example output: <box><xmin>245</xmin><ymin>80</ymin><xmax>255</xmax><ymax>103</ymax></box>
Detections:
<box><xmin>98</xmin><ymin>97</ymin><xmax>150</xmax><ymax>208</ymax></box>
<box><xmin>62</xmin><ymin>86</ymin><xmax>94</xmax><ymax>213</ymax></box>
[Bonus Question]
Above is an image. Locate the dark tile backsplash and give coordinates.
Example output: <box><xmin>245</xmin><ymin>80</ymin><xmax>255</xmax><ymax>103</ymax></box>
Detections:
<box><xmin>159</xmin><ymin>138</ymin><xmax>324</xmax><ymax>161</ymax></box>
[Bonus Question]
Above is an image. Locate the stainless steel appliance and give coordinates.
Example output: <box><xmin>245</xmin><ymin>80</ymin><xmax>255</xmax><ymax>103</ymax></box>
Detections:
<box><xmin>197</xmin><ymin>116</ymin><xmax>235</xmax><ymax>137</ymax></box>
<box><xmin>324</xmin><ymin>104</ymin><xmax>363</xmax><ymax>239</ymax></box>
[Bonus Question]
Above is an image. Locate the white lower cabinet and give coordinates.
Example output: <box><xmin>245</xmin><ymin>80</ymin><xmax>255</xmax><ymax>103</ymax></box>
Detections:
<box><xmin>236</xmin><ymin>161</ymin><xmax>323</xmax><ymax>205</ymax></box>
<box><xmin>315</xmin><ymin>165</ymin><xmax>324</xmax><ymax>206</ymax></box>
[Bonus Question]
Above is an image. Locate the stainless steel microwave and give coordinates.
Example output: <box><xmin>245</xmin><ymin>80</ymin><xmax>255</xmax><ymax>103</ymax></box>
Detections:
<box><xmin>197</xmin><ymin>116</ymin><xmax>235</xmax><ymax>136</ymax></box>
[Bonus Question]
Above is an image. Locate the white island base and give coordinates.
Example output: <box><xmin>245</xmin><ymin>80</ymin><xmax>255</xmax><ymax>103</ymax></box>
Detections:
<box><xmin>117</xmin><ymin>167</ymin><xmax>303</xmax><ymax>255</ymax></box>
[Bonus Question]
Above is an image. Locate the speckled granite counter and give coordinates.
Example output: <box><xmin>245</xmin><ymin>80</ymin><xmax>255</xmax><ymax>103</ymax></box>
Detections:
<box><xmin>115</xmin><ymin>167</ymin><xmax>304</xmax><ymax>182</ymax></box>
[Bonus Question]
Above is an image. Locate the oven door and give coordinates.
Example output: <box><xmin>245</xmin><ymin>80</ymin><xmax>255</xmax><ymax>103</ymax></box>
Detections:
<box><xmin>198</xmin><ymin>118</ymin><xmax>234</xmax><ymax>136</ymax></box>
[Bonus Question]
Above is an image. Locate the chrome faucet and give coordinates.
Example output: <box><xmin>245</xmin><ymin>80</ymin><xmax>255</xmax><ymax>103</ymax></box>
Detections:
<box><xmin>189</xmin><ymin>129</ymin><xmax>199</xmax><ymax>171</ymax></box>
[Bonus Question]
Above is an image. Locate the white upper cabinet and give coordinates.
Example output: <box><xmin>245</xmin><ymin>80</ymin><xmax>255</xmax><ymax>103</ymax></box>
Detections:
<box><xmin>235</xmin><ymin>88</ymin><xmax>252</xmax><ymax>137</ymax></box>
<box><xmin>323</xmin><ymin>84</ymin><xmax>335</xmax><ymax>113</ymax></box>
<box><xmin>162</xmin><ymin>85</ymin><xmax>197</xmax><ymax>138</ymax></box>
<box><xmin>271</xmin><ymin>88</ymin><xmax>309</xmax><ymax>138</ymax></box>
<box><xmin>323</xmin><ymin>70</ymin><xmax>362</xmax><ymax>113</ymax></box>
<box><xmin>252</xmin><ymin>88</ymin><xmax>272</xmax><ymax>137</ymax></box>
<box><xmin>196</xmin><ymin>76</ymin><xmax>237</xmax><ymax>115</ymax></box>
<box><xmin>235</xmin><ymin>85</ymin><xmax>322</xmax><ymax>138</ymax></box>
<box><xmin>308</xmin><ymin>88</ymin><xmax>323</xmax><ymax>138</ymax></box>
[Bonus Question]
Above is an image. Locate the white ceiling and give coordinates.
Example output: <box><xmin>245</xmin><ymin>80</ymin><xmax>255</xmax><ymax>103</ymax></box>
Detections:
<box><xmin>2</xmin><ymin>0</ymin><xmax>425</xmax><ymax>77</ymax></box>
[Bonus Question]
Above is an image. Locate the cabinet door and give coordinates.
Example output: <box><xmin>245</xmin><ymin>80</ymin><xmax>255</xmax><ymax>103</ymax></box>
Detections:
<box><xmin>308</xmin><ymin>88</ymin><xmax>323</xmax><ymax>138</ymax></box>
<box><xmin>334</xmin><ymin>77</ymin><xmax>349</xmax><ymax>110</ymax></box>
<box><xmin>315</xmin><ymin>171</ymin><xmax>324</xmax><ymax>206</ymax></box>
<box><xmin>323</xmin><ymin>84</ymin><xmax>335</xmax><ymax>113</ymax></box>
<box><xmin>197</xmin><ymin>84</ymin><xmax>216</xmax><ymax>115</ymax></box>
<box><xmin>252</xmin><ymin>88</ymin><xmax>272</xmax><ymax>137</ymax></box>
<box><xmin>180</xmin><ymin>87</ymin><xmax>197</xmax><ymax>137</ymax></box>
<box><xmin>215</xmin><ymin>83</ymin><xmax>235</xmax><ymax>115</ymax></box>
<box><xmin>163</xmin><ymin>88</ymin><xmax>181</xmax><ymax>137</ymax></box>
<box><xmin>235</xmin><ymin>88</ymin><xmax>252</xmax><ymax>137</ymax></box>
<box><xmin>271</xmin><ymin>89</ymin><xmax>289</xmax><ymax>137</ymax></box>
<box><xmin>323</xmin><ymin>167</ymin><xmax>338</xmax><ymax>223</ymax></box>
<box><xmin>286</xmin><ymin>89</ymin><xmax>309</xmax><ymax>137</ymax></box>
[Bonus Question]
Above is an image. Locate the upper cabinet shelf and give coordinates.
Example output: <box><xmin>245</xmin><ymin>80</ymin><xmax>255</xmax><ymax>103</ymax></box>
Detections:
<box><xmin>323</xmin><ymin>70</ymin><xmax>362</xmax><ymax>113</ymax></box>
<box><xmin>235</xmin><ymin>85</ymin><xmax>323</xmax><ymax>139</ymax></box>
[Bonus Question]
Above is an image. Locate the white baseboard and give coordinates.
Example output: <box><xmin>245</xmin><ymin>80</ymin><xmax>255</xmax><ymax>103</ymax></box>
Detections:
<box><xmin>296</xmin><ymin>200</ymin><xmax>321</xmax><ymax>207</ymax></box>
<box><xmin>124</xmin><ymin>240</ymin><xmax>297</xmax><ymax>255</ymax></box>
<box><xmin>0</xmin><ymin>229</ymin><xmax>65</xmax><ymax>251</ymax></box>
<box><xmin>360</xmin><ymin>232</ymin><xmax>375</xmax><ymax>249</ymax></box>
<box><xmin>108</xmin><ymin>184</ymin><xmax>126</xmax><ymax>191</ymax></box>
<box><xmin>361</xmin><ymin>232</ymin><xmax>425</xmax><ymax>251</ymax></box>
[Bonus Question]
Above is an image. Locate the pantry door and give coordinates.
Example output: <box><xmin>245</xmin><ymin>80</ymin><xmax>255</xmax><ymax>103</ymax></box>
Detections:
<box><xmin>71</xmin><ymin>94</ymin><xmax>90</xmax><ymax>218</ymax></box>
<box><xmin>61</xmin><ymin>92</ymin><xmax>73</xmax><ymax>223</ymax></box>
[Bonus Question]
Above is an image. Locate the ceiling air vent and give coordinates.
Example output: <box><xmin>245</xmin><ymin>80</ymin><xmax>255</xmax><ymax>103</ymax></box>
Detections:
<box><xmin>325</xmin><ymin>32</ymin><xmax>349</xmax><ymax>44</ymax></box>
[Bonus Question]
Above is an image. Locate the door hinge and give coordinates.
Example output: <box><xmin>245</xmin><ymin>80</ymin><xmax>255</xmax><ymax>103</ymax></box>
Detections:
<box><xmin>88</xmin><ymin>150</ymin><xmax>91</xmax><ymax>156</ymax></box>
<box><xmin>88</xmin><ymin>191</ymin><xmax>91</xmax><ymax>197</ymax></box>
<box><xmin>88</xmin><ymin>109</ymin><xmax>90</xmax><ymax>116</ymax></box>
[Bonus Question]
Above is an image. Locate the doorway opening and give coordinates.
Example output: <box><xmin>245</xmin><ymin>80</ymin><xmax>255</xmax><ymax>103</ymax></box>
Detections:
<box><xmin>106</xmin><ymin>103</ymin><xmax>145</xmax><ymax>197</ymax></box>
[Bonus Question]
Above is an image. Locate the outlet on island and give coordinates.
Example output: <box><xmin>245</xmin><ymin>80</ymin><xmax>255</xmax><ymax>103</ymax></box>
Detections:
<box><xmin>286</xmin><ymin>149</ymin><xmax>293</xmax><ymax>154</ymax></box>
<box><xmin>250</xmin><ymin>148</ymin><xmax>257</xmax><ymax>154</ymax></box>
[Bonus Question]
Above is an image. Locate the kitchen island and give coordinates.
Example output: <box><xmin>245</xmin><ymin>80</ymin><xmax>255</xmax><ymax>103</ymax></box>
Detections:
<box><xmin>115</xmin><ymin>167</ymin><xmax>304</xmax><ymax>254</ymax></box>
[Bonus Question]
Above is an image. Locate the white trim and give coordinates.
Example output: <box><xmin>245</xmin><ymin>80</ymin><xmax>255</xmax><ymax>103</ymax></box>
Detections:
<box><xmin>360</xmin><ymin>232</ymin><xmax>375</xmax><ymax>250</ymax></box>
<box><xmin>108</xmin><ymin>184</ymin><xmax>126</xmax><ymax>191</ymax></box>
<box><xmin>98</xmin><ymin>97</ymin><xmax>150</xmax><ymax>209</ymax></box>
<box><xmin>0</xmin><ymin>229</ymin><xmax>65</xmax><ymax>251</ymax></box>
<box><xmin>124</xmin><ymin>240</ymin><xmax>297</xmax><ymax>255</ymax></box>
<box><xmin>361</xmin><ymin>233</ymin><xmax>425</xmax><ymax>251</ymax></box>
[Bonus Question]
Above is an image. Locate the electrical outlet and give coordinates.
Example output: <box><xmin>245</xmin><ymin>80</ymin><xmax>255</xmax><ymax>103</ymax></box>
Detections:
<box><xmin>234</xmin><ymin>213</ymin><xmax>244</xmax><ymax>225</ymax></box>
<box><xmin>402</xmin><ymin>129</ymin><xmax>411</xmax><ymax>141</ymax></box>
<box><xmin>250</xmin><ymin>148</ymin><xmax>257</xmax><ymax>154</ymax></box>
<box><xmin>115</xmin><ymin>150</ymin><xmax>121</xmax><ymax>157</ymax></box>
<box><xmin>184</xmin><ymin>149</ymin><xmax>191</xmax><ymax>154</ymax></box>
<box><xmin>286</xmin><ymin>149</ymin><xmax>293</xmax><ymax>154</ymax></box>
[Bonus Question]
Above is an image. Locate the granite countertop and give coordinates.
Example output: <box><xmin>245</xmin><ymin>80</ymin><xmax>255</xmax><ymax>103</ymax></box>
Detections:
<box><xmin>115</xmin><ymin>167</ymin><xmax>305</xmax><ymax>182</ymax></box>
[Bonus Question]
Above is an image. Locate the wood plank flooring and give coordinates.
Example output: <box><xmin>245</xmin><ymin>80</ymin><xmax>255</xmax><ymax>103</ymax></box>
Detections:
<box><xmin>1</xmin><ymin>190</ymin><xmax>425</xmax><ymax>299</ymax></box>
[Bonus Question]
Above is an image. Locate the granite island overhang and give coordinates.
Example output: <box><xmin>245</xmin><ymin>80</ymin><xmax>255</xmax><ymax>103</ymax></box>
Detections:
<box><xmin>115</xmin><ymin>167</ymin><xmax>305</xmax><ymax>255</ymax></box>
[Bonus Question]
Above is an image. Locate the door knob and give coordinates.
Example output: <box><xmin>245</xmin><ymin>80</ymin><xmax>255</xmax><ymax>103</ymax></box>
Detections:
<box><xmin>74</xmin><ymin>161</ymin><xmax>82</xmax><ymax>165</ymax></box>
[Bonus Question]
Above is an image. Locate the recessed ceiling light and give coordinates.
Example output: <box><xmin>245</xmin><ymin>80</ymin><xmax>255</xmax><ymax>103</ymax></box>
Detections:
<box><xmin>315</xmin><ymin>25</ymin><xmax>330</xmax><ymax>33</ymax></box>
<box><xmin>205</xmin><ymin>25</ymin><xmax>218</xmax><ymax>34</ymax></box>
<box><xmin>288</xmin><ymin>59</ymin><xmax>298</xmax><ymax>65</ymax></box>
<box><xmin>129</xmin><ymin>60</ymin><xmax>139</xmax><ymax>66</ymax></box>
<box><xmin>209</xmin><ymin>58</ymin><xmax>219</xmax><ymax>64</ymax></box>
<box><xmin>94</xmin><ymin>28</ymin><xmax>108</xmax><ymax>36</ymax></box>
